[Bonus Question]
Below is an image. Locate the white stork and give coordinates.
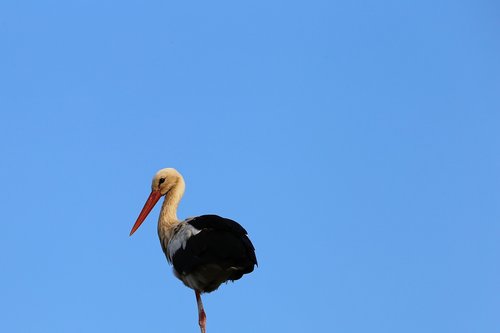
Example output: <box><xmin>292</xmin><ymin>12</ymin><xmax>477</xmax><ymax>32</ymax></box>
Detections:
<box><xmin>129</xmin><ymin>168</ymin><xmax>257</xmax><ymax>333</ymax></box>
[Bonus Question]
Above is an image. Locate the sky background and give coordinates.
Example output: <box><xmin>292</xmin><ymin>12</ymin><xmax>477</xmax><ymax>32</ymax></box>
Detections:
<box><xmin>0</xmin><ymin>1</ymin><xmax>499</xmax><ymax>332</ymax></box>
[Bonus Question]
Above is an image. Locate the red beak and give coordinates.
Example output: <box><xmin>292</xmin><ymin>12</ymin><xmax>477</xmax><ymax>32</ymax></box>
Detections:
<box><xmin>129</xmin><ymin>190</ymin><xmax>162</xmax><ymax>236</ymax></box>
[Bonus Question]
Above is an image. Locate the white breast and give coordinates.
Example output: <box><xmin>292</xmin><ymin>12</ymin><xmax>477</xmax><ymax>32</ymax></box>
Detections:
<box><xmin>165</xmin><ymin>222</ymin><xmax>201</xmax><ymax>262</ymax></box>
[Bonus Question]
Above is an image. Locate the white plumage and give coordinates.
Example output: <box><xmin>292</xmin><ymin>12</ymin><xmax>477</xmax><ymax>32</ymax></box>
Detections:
<box><xmin>163</xmin><ymin>222</ymin><xmax>201</xmax><ymax>262</ymax></box>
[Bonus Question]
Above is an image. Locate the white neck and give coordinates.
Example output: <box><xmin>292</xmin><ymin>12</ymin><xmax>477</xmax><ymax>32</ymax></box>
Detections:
<box><xmin>158</xmin><ymin>177</ymin><xmax>185</xmax><ymax>230</ymax></box>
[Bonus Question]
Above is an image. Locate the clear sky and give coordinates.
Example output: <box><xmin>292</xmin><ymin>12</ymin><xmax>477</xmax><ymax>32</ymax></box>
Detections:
<box><xmin>0</xmin><ymin>1</ymin><xmax>499</xmax><ymax>332</ymax></box>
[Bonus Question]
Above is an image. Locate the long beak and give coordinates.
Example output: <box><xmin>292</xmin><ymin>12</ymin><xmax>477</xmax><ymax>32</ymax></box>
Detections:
<box><xmin>129</xmin><ymin>190</ymin><xmax>162</xmax><ymax>236</ymax></box>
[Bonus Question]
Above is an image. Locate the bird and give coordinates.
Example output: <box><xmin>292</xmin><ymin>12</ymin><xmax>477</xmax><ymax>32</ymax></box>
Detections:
<box><xmin>129</xmin><ymin>168</ymin><xmax>257</xmax><ymax>333</ymax></box>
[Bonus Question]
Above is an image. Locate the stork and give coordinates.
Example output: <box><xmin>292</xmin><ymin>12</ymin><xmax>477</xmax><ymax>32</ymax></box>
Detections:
<box><xmin>129</xmin><ymin>168</ymin><xmax>257</xmax><ymax>333</ymax></box>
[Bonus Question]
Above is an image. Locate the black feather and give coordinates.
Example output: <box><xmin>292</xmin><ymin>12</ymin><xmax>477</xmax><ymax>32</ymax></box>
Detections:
<box><xmin>171</xmin><ymin>215</ymin><xmax>257</xmax><ymax>291</ymax></box>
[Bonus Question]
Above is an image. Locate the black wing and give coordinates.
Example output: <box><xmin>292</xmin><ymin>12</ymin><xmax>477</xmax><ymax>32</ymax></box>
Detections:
<box><xmin>171</xmin><ymin>215</ymin><xmax>257</xmax><ymax>280</ymax></box>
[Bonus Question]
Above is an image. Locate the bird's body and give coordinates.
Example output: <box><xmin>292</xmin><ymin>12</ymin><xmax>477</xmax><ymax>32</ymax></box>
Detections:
<box><xmin>161</xmin><ymin>215</ymin><xmax>257</xmax><ymax>293</ymax></box>
<box><xmin>130</xmin><ymin>168</ymin><xmax>257</xmax><ymax>333</ymax></box>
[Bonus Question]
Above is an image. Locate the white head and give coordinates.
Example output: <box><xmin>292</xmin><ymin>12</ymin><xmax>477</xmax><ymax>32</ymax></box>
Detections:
<box><xmin>151</xmin><ymin>168</ymin><xmax>185</xmax><ymax>196</ymax></box>
<box><xmin>130</xmin><ymin>168</ymin><xmax>185</xmax><ymax>236</ymax></box>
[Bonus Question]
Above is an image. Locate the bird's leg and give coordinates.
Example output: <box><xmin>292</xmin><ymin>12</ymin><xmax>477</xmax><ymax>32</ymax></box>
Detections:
<box><xmin>195</xmin><ymin>290</ymin><xmax>206</xmax><ymax>333</ymax></box>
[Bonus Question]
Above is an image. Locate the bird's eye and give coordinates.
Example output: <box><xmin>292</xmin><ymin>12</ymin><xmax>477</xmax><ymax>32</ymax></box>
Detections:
<box><xmin>159</xmin><ymin>178</ymin><xmax>166</xmax><ymax>184</ymax></box>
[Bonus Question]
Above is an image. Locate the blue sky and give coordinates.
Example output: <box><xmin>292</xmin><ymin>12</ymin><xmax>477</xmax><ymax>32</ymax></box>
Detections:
<box><xmin>1</xmin><ymin>1</ymin><xmax>499</xmax><ymax>332</ymax></box>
